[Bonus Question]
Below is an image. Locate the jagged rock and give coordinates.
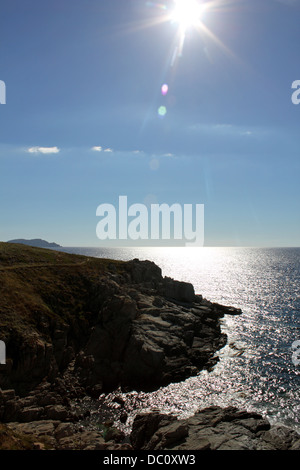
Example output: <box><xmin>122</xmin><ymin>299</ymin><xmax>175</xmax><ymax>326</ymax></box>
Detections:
<box><xmin>125</xmin><ymin>259</ymin><xmax>162</xmax><ymax>285</ymax></box>
<box><xmin>163</xmin><ymin>277</ymin><xmax>195</xmax><ymax>303</ymax></box>
<box><xmin>54</xmin><ymin>422</ymin><xmax>74</xmax><ymax>440</ymax></box>
<box><xmin>130</xmin><ymin>412</ymin><xmax>178</xmax><ymax>450</ymax></box>
<box><xmin>0</xmin><ymin>253</ymin><xmax>242</xmax><ymax>394</ymax></box>
<box><xmin>44</xmin><ymin>405</ymin><xmax>69</xmax><ymax>421</ymax></box>
<box><xmin>1</xmin><ymin>389</ymin><xmax>16</xmax><ymax>400</ymax></box>
<box><xmin>10</xmin><ymin>405</ymin><xmax>298</xmax><ymax>451</ymax></box>
<box><xmin>104</xmin><ymin>426</ymin><xmax>125</xmax><ymax>443</ymax></box>
<box><xmin>260</xmin><ymin>424</ymin><xmax>300</xmax><ymax>450</ymax></box>
<box><xmin>61</xmin><ymin>258</ymin><xmax>239</xmax><ymax>391</ymax></box>
<box><xmin>18</xmin><ymin>406</ymin><xmax>44</xmax><ymax>422</ymax></box>
<box><xmin>5</xmin><ymin>419</ymin><xmax>131</xmax><ymax>450</ymax></box>
<box><xmin>130</xmin><ymin>406</ymin><xmax>300</xmax><ymax>451</ymax></box>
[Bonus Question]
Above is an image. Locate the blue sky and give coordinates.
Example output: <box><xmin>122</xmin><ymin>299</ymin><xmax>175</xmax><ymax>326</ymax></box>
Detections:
<box><xmin>0</xmin><ymin>0</ymin><xmax>300</xmax><ymax>246</ymax></box>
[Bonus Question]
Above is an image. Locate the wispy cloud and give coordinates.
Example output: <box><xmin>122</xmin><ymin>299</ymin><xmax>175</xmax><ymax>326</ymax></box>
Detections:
<box><xmin>188</xmin><ymin>123</ymin><xmax>254</xmax><ymax>137</ymax></box>
<box><xmin>27</xmin><ymin>146</ymin><xmax>60</xmax><ymax>154</ymax></box>
<box><xmin>241</xmin><ymin>130</ymin><xmax>253</xmax><ymax>136</ymax></box>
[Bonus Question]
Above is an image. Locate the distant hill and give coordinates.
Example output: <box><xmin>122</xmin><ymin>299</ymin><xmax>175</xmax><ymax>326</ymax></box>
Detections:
<box><xmin>7</xmin><ymin>238</ymin><xmax>61</xmax><ymax>248</ymax></box>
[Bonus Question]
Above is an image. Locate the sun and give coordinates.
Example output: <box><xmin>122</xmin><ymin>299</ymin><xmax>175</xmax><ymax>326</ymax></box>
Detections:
<box><xmin>171</xmin><ymin>0</ymin><xmax>204</xmax><ymax>31</ymax></box>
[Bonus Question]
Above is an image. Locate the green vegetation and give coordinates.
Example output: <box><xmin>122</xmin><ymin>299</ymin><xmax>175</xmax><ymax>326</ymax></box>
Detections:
<box><xmin>0</xmin><ymin>242</ymin><xmax>124</xmax><ymax>328</ymax></box>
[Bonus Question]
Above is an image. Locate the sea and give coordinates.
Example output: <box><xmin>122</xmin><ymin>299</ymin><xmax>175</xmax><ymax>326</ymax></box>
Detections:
<box><xmin>58</xmin><ymin>246</ymin><xmax>300</xmax><ymax>434</ymax></box>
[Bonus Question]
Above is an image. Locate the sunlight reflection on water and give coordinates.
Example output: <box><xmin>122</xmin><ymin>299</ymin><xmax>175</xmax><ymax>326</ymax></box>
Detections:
<box><xmin>61</xmin><ymin>246</ymin><xmax>300</xmax><ymax>433</ymax></box>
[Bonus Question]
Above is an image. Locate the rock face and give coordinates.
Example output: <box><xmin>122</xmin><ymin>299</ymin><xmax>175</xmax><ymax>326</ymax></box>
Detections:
<box><xmin>130</xmin><ymin>406</ymin><xmax>300</xmax><ymax>451</ymax></box>
<box><xmin>0</xmin><ymin>250</ymin><xmax>242</xmax><ymax>395</ymax></box>
<box><xmin>1</xmin><ymin>256</ymin><xmax>242</xmax><ymax>394</ymax></box>
<box><xmin>74</xmin><ymin>259</ymin><xmax>241</xmax><ymax>391</ymax></box>
<box><xmin>2</xmin><ymin>387</ymin><xmax>299</xmax><ymax>450</ymax></box>
<box><xmin>0</xmin><ymin>381</ymin><xmax>130</xmax><ymax>450</ymax></box>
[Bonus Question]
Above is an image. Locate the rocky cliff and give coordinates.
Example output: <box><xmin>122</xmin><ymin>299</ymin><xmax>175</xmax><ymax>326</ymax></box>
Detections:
<box><xmin>0</xmin><ymin>243</ymin><xmax>241</xmax><ymax>395</ymax></box>
<box><xmin>1</xmin><ymin>243</ymin><xmax>298</xmax><ymax>451</ymax></box>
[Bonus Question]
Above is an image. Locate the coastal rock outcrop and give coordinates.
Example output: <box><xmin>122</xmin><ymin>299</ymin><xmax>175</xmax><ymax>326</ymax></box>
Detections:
<box><xmin>1</xmin><ymin>389</ymin><xmax>299</xmax><ymax>450</ymax></box>
<box><xmin>0</xmin><ymin>245</ymin><xmax>299</xmax><ymax>451</ymax></box>
<box><xmin>0</xmin><ymin>252</ymin><xmax>242</xmax><ymax>394</ymax></box>
<box><xmin>130</xmin><ymin>406</ymin><xmax>300</xmax><ymax>451</ymax></box>
<box><xmin>74</xmin><ymin>259</ymin><xmax>241</xmax><ymax>391</ymax></box>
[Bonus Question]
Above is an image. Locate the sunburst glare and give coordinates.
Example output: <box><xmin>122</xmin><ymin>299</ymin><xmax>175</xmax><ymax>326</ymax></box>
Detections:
<box><xmin>136</xmin><ymin>0</ymin><xmax>239</xmax><ymax>126</ymax></box>
<box><xmin>170</xmin><ymin>0</ymin><xmax>205</xmax><ymax>32</ymax></box>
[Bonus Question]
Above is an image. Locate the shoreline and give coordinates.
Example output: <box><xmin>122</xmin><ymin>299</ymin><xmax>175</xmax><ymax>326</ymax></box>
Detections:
<box><xmin>0</xmin><ymin>243</ymin><xmax>299</xmax><ymax>450</ymax></box>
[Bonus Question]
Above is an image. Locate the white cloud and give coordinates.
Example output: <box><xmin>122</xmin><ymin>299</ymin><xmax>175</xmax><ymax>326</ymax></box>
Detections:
<box><xmin>27</xmin><ymin>146</ymin><xmax>60</xmax><ymax>154</ymax></box>
<box><xmin>91</xmin><ymin>146</ymin><xmax>113</xmax><ymax>153</ymax></box>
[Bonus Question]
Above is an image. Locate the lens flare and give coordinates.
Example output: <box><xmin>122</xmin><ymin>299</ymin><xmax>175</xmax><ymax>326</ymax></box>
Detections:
<box><xmin>158</xmin><ymin>105</ymin><xmax>167</xmax><ymax>117</ymax></box>
<box><xmin>137</xmin><ymin>1</ymin><xmax>238</xmax><ymax>124</ymax></box>
<box><xmin>161</xmin><ymin>83</ymin><xmax>169</xmax><ymax>95</ymax></box>
<box><xmin>146</xmin><ymin>1</ymin><xmax>167</xmax><ymax>11</ymax></box>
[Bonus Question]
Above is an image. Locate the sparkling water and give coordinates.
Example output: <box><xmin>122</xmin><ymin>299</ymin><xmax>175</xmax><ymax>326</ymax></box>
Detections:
<box><xmin>59</xmin><ymin>246</ymin><xmax>300</xmax><ymax>433</ymax></box>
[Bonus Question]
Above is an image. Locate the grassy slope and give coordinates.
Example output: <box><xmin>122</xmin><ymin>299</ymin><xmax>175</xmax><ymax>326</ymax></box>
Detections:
<box><xmin>0</xmin><ymin>242</ymin><xmax>124</xmax><ymax>368</ymax></box>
